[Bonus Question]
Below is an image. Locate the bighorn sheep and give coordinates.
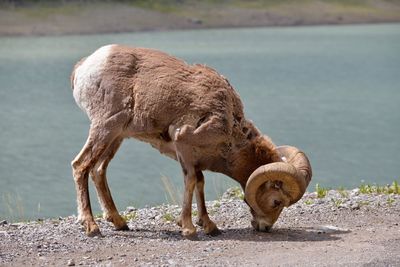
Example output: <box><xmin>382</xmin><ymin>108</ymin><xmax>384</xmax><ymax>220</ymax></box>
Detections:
<box><xmin>71</xmin><ymin>44</ymin><xmax>312</xmax><ymax>238</ymax></box>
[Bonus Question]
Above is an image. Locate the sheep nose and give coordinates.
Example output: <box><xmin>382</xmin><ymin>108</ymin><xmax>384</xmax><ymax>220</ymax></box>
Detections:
<box><xmin>251</xmin><ymin>219</ymin><xmax>272</xmax><ymax>232</ymax></box>
<box><xmin>274</xmin><ymin>200</ymin><xmax>282</xmax><ymax>207</ymax></box>
<box><xmin>259</xmin><ymin>225</ymin><xmax>272</xmax><ymax>232</ymax></box>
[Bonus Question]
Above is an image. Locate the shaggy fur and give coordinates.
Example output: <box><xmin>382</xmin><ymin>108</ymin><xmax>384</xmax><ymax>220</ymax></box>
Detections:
<box><xmin>71</xmin><ymin>44</ymin><xmax>283</xmax><ymax>237</ymax></box>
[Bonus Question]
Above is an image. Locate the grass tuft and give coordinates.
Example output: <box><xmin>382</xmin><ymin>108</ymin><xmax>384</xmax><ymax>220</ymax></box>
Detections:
<box><xmin>316</xmin><ymin>183</ymin><xmax>329</xmax><ymax>198</ymax></box>
<box><xmin>121</xmin><ymin>212</ymin><xmax>137</xmax><ymax>222</ymax></box>
<box><xmin>304</xmin><ymin>199</ymin><xmax>314</xmax><ymax>205</ymax></box>
<box><xmin>160</xmin><ymin>175</ymin><xmax>182</xmax><ymax>206</ymax></box>
<box><xmin>162</xmin><ymin>213</ymin><xmax>175</xmax><ymax>222</ymax></box>
<box><xmin>359</xmin><ymin>181</ymin><xmax>400</xmax><ymax>195</ymax></box>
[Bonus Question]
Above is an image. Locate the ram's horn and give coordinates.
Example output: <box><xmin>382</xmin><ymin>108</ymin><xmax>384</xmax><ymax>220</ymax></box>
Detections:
<box><xmin>245</xmin><ymin>146</ymin><xmax>312</xmax><ymax>215</ymax></box>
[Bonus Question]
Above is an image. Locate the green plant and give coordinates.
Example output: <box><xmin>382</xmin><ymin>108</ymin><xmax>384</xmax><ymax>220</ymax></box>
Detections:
<box><xmin>316</xmin><ymin>183</ymin><xmax>328</xmax><ymax>198</ymax></box>
<box><xmin>121</xmin><ymin>212</ymin><xmax>137</xmax><ymax>221</ymax></box>
<box><xmin>162</xmin><ymin>213</ymin><xmax>175</xmax><ymax>222</ymax></box>
<box><xmin>359</xmin><ymin>181</ymin><xmax>400</xmax><ymax>195</ymax></box>
<box><xmin>390</xmin><ymin>180</ymin><xmax>399</xmax><ymax>194</ymax></box>
<box><xmin>387</xmin><ymin>197</ymin><xmax>395</xmax><ymax>206</ymax></box>
<box><xmin>230</xmin><ymin>187</ymin><xmax>244</xmax><ymax>200</ymax></box>
<box><xmin>1</xmin><ymin>192</ymin><xmax>25</xmax><ymax>222</ymax></box>
<box><xmin>331</xmin><ymin>198</ymin><xmax>343</xmax><ymax>207</ymax></box>
<box><xmin>358</xmin><ymin>200</ymin><xmax>370</xmax><ymax>207</ymax></box>
<box><xmin>337</xmin><ymin>186</ymin><xmax>348</xmax><ymax>198</ymax></box>
<box><xmin>304</xmin><ymin>199</ymin><xmax>314</xmax><ymax>205</ymax></box>
<box><xmin>160</xmin><ymin>175</ymin><xmax>182</xmax><ymax>206</ymax></box>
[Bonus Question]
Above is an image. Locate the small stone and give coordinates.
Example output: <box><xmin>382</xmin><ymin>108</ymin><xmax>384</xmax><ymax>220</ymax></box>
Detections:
<box><xmin>106</xmin><ymin>256</ymin><xmax>113</xmax><ymax>260</ymax></box>
<box><xmin>134</xmin><ymin>258</ymin><xmax>139</xmax><ymax>262</ymax></box>
<box><xmin>126</xmin><ymin>206</ymin><xmax>136</xmax><ymax>212</ymax></box>
<box><xmin>67</xmin><ymin>259</ymin><xmax>75</xmax><ymax>266</ymax></box>
<box><xmin>0</xmin><ymin>220</ymin><xmax>7</xmax><ymax>225</ymax></box>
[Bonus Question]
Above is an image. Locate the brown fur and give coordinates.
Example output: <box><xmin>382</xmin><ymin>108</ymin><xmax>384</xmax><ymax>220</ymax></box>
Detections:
<box><xmin>71</xmin><ymin>44</ymin><xmax>281</xmax><ymax>238</ymax></box>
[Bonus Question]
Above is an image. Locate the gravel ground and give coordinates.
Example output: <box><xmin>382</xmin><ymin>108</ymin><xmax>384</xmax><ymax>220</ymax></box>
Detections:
<box><xmin>0</xmin><ymin>188</ymin><xmax>399</xmax><ymax>266</ymax></box>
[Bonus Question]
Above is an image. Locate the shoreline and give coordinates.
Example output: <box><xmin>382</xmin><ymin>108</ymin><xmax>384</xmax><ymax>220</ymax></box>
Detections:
<box><xmin>1</xmin><ymin>187</ymin><xmax>399</xmax><ymax>266</ymax></box>
<box><xmin>1</xmin><ymin>1</ymin><xmax>400</xmax><ymax>37</ymax></box>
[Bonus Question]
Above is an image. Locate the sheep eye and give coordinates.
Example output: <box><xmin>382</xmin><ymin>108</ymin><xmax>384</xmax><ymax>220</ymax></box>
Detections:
<box><xmin>274</xmin><ymin>181</ymin><xmax>283</xmax><ymax>189</ymax></box>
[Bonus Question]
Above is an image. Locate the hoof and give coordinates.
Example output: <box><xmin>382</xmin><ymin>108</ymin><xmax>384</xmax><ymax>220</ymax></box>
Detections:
<box><xmin>204</xmin><ymin>222</ymin><xmax>221</xmax><ymax>236</ymax></box>
<box><xmin>195</xmin><ymin>219</ymin><xmax>203</xmax><ymax>227</ymax></box>
<box><xmin>182</xmin><ymin>228</ymin><xmax>197</xmax><ymax>240</ymax></box>
<box><xmin>206</xmin><ymin>226</ymin><xmax>221</xmax><ymax>236</ymax></box>
<box><xmin>115</xmin><ymin>223</ymin><xmax>130</xmax><ymax>231</ymax></box>
<box><xmin>203</xmin><ymin>221</ymin><xmax>221</xmax><ymax>236</ymax></box>
<box><xmin>86</xmin><ymin>224</ymin><xmax>102</xmax><ymax>237</ymax></box>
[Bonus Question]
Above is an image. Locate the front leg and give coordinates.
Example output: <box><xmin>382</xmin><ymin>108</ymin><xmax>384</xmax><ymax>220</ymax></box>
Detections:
<box><xmin>195</xmin><ymin>171</ymin><xmax>221</xmax><ymax>236</ymax></box>
<box><xmin>179</xmin><ymin>164</ymin><xmax>197</xmax><ymax>239</ymax></box>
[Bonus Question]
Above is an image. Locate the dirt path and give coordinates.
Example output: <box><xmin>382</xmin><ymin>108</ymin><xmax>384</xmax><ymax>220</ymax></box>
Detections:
<box><xmin>1</xmin><ymin>189</ymin><xmax>399</xmax><ymax>266</ymax></box>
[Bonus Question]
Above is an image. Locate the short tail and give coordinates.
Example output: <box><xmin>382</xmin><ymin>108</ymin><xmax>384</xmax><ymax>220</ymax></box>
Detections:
<box><xmin>70</xmin><ymin>57</ymin><xmax>87</xmax><ymax>91</ymax></box>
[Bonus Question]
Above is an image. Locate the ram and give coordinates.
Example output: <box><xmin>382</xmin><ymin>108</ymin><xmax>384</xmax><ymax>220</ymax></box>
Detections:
<box><xmin>71</xmin><ymin>44</ymin><xmax>312</xmax><ymax>238</ymax></box>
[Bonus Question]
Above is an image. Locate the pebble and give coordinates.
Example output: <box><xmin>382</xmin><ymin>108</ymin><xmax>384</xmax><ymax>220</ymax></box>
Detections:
<box><xmin>67</xmin><ymin>259</ymin><xmax>75</xmax><ymax>266</ymax></box>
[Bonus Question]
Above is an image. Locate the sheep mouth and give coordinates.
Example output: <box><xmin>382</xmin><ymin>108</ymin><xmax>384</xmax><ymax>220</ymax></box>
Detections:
<box><xmin>251</xmin><ymin>219</ymin><xmax>272</xmax><ymax>232</ymax></box>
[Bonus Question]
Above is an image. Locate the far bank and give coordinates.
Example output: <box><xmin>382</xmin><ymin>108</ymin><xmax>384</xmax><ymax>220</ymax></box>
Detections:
<box><xmin>1</xmin><ymin>0</ymin><xmax>400</xmax><ymax>36</ymax></box>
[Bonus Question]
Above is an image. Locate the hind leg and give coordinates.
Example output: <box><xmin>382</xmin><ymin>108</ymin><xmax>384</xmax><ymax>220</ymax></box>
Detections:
<box><xmin>195</xmin><ymin>171</ymin><xmax>221</xmax><ymax>236</ymax></box>
<box><xmin>72</xmin><ymin>115</ymin><xmax>125</xmax><ymax>236</ymax></box>
<box><xmin>90</xmin><ymin>137</ymin><xmax>129</xmax><ymax>231</ymax></box>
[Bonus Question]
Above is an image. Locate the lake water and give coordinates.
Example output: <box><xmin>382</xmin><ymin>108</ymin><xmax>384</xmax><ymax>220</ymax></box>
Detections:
<box><xmin>1</xmin><ymin>24</ymin><xmax>399</xmax><ymax>221</ymax></box>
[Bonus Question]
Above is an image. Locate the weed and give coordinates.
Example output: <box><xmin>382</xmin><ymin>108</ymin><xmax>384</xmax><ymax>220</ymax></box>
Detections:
<box><xmin>387</xmin><ymin>197</ymin><xmax>395</xmax><ymax>206</ymax></box>
<box><xmin>337</xmin><ymin>186</ymin><xmax>348</xmax><ymax>198</ymax></box>
<box><xmin>162</xmin><ymin>213</ymin><xmax>175</xmax><ymax>222</ymax></box>
<box><xmin>359</xmin><ymin>181</ymin><xmax>400</xmax><ymax>195</ymax></box>
<box><xmin>316</xmin><ymin>183</ymin><xmax>328</xmax><ymax>198</ymax></box>
<box><xmin>160</xmin><ymin>175</ymin><xmax>182</xmax><ymax>206</ymax></box>
<box><xmin>358</xmin><ymin>200</ymin><xmax>370</xmax><ymax>207</ymax></box>
<box><xmin>1</xmin><ymin>192</ymin><xmax>25</xmax><ymax>222</ymax></box>
<box><xmin>331</xmin><ymin>198</ymin><xmax>343</xmax><ymax>207</ymax></box>
<box><xmin>304</xmin><ymin>199</ymin><xmax>314</xmax><ymax>205</ymax></box>
<box><xmin>121</xmin><ymin>212</ymin><xmax>137</xmax><ymax>222</ymax></box>
<box><xmin>213</xmin><ymin>201</ymin><xmax>221</xmax><ymax>208</ymax></box>
<box><xmin>230</xmin><ymin>187</ymin><xmax>244</xmax><ymax>200</ymax></box>
<box><xmin>192</xmin><ymin>210</ymin><xmax>198</xmax><ymax>217</ymax></box>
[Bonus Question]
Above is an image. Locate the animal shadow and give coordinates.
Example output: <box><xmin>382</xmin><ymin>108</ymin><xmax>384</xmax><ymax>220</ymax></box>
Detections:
<box><xmin>109</xmin><ymin>225</ymin><xmax>350</xmax><ymax>242</ymax></box>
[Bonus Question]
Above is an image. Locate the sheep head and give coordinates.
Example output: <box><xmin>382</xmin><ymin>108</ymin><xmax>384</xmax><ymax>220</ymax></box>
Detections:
<box><xmin>244</xmin><ymin>145</ymin><xmax>312</xmax><ymax>232</ymax></box>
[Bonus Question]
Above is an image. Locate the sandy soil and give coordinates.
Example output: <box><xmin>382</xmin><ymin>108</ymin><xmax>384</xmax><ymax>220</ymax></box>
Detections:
<box><xmin>1</xmin><ymin>188</ymin><xmax>399</xmax><ymax>266</ymax></box>
<box><xmin>1</xmin><ymin>1</ymin><xmax>400</xmax><ymax>36</ymax></box>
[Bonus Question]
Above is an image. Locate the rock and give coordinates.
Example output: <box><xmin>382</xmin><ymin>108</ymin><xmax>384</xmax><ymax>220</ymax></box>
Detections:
<box><xmin>0</xmin><ymin>220</ymin><xmax>8</xmax><ymax>225</ymax></box>
<box><xmin>126</xmin><ymin>206</ymin><xmax>136</xmax><ymax>212</ymax></box>
<box><xmin>67</xmin><ymin>259</ymin><xmax>75</xmax><ymax>266</ymax></box>
<box><xmin>188</xmin><ymin>18</ymin><xmax>203</xmax><ymax>25</ymax></box>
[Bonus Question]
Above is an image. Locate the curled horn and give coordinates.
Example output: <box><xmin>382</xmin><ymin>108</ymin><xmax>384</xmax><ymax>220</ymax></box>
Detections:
<box><xmin>245</xmin><ymin>146</ymin><xmax>312</xmax><ymax>215</ymax></box>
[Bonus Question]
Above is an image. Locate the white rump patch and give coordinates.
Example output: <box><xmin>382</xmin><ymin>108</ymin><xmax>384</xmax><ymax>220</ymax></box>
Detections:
<box><xmin>73</xmin><ymin>44</ymin><xmax>115</xmax><ymax>113</ymax></box>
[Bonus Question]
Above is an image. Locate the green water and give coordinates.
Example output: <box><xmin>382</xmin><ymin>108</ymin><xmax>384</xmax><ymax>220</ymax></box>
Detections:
<box><xmin>0</xmin><ymin>24</ymin><xmax>399</xmax><ymax>221</ymax></box>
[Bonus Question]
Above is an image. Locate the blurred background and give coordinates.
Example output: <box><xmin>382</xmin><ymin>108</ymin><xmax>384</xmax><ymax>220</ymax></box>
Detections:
<box><xmin>0</xmin><ymin>0</ymin><xmax>399</xmax><ymax>222</ymax></box>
